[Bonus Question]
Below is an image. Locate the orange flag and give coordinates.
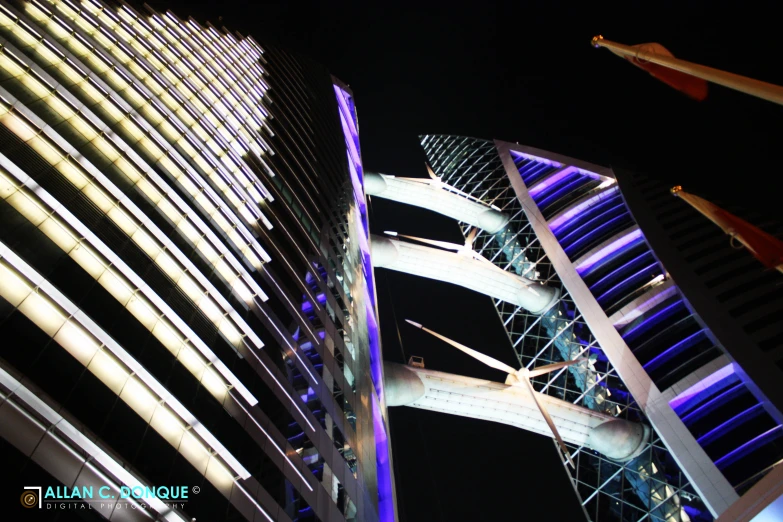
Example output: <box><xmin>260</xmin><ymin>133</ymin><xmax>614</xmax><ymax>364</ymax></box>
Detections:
<box><xmin>672</xmin><ymin>186</ymin><xmax>783</xmax><ymax>272</ymax></box>
<box><xmin>620</xmin><ymin>43</ymin><xmax>709</xmax><ymax>101</ymax></box>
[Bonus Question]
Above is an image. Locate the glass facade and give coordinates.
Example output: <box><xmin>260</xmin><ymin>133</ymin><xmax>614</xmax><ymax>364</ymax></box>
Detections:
<box><xmin>420</xmin><ymin>135</ymin><xmax>783</xmax><ymax>522</ymax></box>
<box><xmin>0</xmin><ymin>1</ymin><xmax>395</xmax><ymax>521</ymax></box>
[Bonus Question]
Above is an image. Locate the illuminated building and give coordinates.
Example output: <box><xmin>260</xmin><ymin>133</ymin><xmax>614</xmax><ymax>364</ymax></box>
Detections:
<box><xmin>0</xmin><ymin>1</ymin><xmax>395</xmax><ymax>521</ymax></box>
<box><xmin>370</xmin><ymin>136</ymin><xmax>783</xmax><ymax>521</ymax></box>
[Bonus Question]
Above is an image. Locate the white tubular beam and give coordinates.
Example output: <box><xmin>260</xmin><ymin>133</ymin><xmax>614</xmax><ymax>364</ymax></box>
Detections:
<box><xmin>384</xmin><ymin>362</ymin><xmax>649</xmax><ymax>462</ymax></box>
<box><xmin>365</xmin><ymin>172</ymin><xmax>510</xmax><ymax>233</ymax></box>
<box><xmin>371</xmin><ymin>234</ymin><xmax>559</xmax><ymax>314</ymax></box>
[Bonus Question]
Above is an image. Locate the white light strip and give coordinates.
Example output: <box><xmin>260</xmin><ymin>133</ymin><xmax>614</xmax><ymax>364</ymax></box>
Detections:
<box><xmin>0</xmin><ymin>87</ymin><xmax>263</xmax><ymax>350</ymax></box>
<box><xmin>3</xmin><ymin>7</ymin><xmax>269</xmax><ymax>252</ymax></box>
<box><xmin>70</xmin><ymin>1</ymin><xmax>273</xmax><ymax>203</ymax></box>
<box><xmin>6</xmin><ymin>0</ymin><xmax>330</xmax><ymax>466</ymax></box>
<box><xmin>0</xmin><ymin>367</ymin><xmax>185</xmax><ymax>522</ymax></box>
<box><xmin>27</xmin><ymin>0</ymin><xmax>272</xmax><ymax>225</ymax></box>
<box><xmin>0</xmin><ymin>241</ymin><xmax>251</xmax><ymax>480</ymax></box>
<box><xmin>0</xmin><ymin>162</ymin><xmax>236</xmax><ymax>408</ymax></box>
<box><xmin>0</xmin><ymin>152</ymin><xmax>322</xmax><ymax>427</ymax></box>
<box><xmin>154</xmin><ymin>11</ymin><xmax>271</xmax><ymax>146</ymax></box>
<box><xmin>21</xmin><ymin>2</ymin><xmax>274</xmax><ymax>262</ymax></box>
<box><xmin>0</xmin><ymin>149</ymin><xmax>257</xmax><ymax>406</ymax></box>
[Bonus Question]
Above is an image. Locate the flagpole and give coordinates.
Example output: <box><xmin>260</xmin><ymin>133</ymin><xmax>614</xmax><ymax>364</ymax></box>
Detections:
<box><xmin>671</xmin><ymin>186</ymin><xmax>783</xmax><ymax>274</ymax></box>
<box><xmin>592</xmin><ymin>35</ymin><xmax>783</xmax><ymax>107</ymax></box>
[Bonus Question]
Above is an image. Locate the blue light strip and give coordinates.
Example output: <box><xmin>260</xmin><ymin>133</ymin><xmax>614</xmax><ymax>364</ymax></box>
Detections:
<box><xmin>715</xmin><ymin>425</ymin><xmax>783</xmax><ymax>470</ymax></box>
<box><xmin>549</xmin><ymin>186</ymin><xmax>620</xmax><ymax>233</ymax></box>
<box><xmin>513</xmin><ymin>155</ymin><xmax>559</xmax><ymax>186</ymax></box>
<box><xmin>682</xmin><ymin>383</ymin><xmax>746</xmax><ymax>425</ymax></box>
<box><xmin>669</xmin><ymin>364</ymin><xmax>738</xmax><ymax>415</ymax></box>
<box><xmin>534</xmin><ymin>174</ymin><xmax>591</xmax><ymax>212</ymax></box>
<box><xmin>589</xmin><ymin>251</ymin><xmax>656</xmax><ymax>295</ymax></box>
<box><xmin>511</xmin><ymin>149</ymin><xmax>563</xmax><ymax>168</ymax></box>
<box><xmin>556</xmin><ymin>197</ymin><xmax>626</xmax><ymax>245</ymax></box>
<box><xmin>697</xmin><ymin>403</ymin><xmax>765</xmax><ymax>446</ymax></box>
<box><xmin>643</xmin><ymin>329</ymin><xmax>706</xmax><ymax>371</ymax></box>
<box><xmin>622</xmin><ymin>300</ymin><xmax>684</xmax><ymax>343</ymax></box>
<box><xmin>594</xmin><ymin>262</ymin><xmax>660</xmax><ymax>305</ymax></box>
<box><xmin>575</xmin><ymin>228</ymin><xmax>643</xmax><ymax>275</ymax></box>
<box><xmin>528</xmin><ymin>166</ymin><xmax>573</xmax><ymax>197</ymax></box>
<box><xmin>564</xmin><ymin>213</ymin><xmax>633</xmax><ymax>257</ymax></box>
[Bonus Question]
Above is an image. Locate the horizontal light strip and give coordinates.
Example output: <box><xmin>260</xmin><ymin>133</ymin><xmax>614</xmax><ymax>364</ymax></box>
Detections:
<box><xmin>0</xmin><ymin>240</ymin><xmax>251</xmax><ymax>480</ymax></box>
<box><xmin>510</xmin><ymin>149</ymin><xmax>563</xmax><ymax>169</ymax></box>
<box><xmin>17</xmin><ymin>2</ymin><xmax>274</xmax><ymax>259</ymax></box>
<box><xmin>0</xmin><ymin>162</ymin><xmax>233</xmax><ymax>396</ymax></box>
<box><xmin>573</xmin><ymin>228</ymin><xmax>643</xmax><ymax>274</ymax></box>
<box><xmin>51</xmin><ymin>0</ymin><xmax>274</xmax><ymax>205</ymax></box>
<box><xmin>549</xmin><ymin>185</ymin><xmax>620</xmax><ymax>232</ymax></box>
<box><xmin>153</xmin><ymin>11</ymin><xmax>271</xmax><ymax>144</ymax></box>
<box><xmin>26</xmin><ymin>0</ymin><xmax>271</xmax><ymax>220</ymax></box>
<box><xmin>0</xmin><ymin>366</ymin><xmax>187</xmax><ymax>522</ymax></box>
<box><xmin>0</xmin><ymin>153</ymin><xmax>321</xmax><ymax>428</ymax></box>
<box><xmin>0</xmin><ymin>149</ymin><xmax>257</xmax><ymax>406</ymax></box>
<box><xmin>0</xmin><ymin>93</ymin><xmax>263</xmax><ymax>350</ymax></box>
<box><xmin>715</xmin><ymin>425</ymin><xmax>783</xmax><ymax>469</ymax></box>
<box><xmin>669</xmin><ymin>362</ymin><xmax>736</xmax><ymax>413</ymax></box>
<box><xmin>0</xmin><ymin>10</ymin><xmax>268</xmax><ymax>260</ymax></box>
<box><xmin>528</xmin><ymin>166</ymin><xmax>576</xmax><ymax>198</ymax></box>
<box><xmin>697</xmin><ymin>403</ymin><xmax>764</xmax><ymax>446</ymax></box>
<box><xmin>0</xmin><ymin>178</ymin><xmax>320</xmax><ymax>499</ymax></box>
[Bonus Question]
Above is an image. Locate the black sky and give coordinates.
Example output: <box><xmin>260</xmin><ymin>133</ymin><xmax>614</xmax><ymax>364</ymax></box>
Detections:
<box><xmin>153</xmin><ymin>1</ymin><xmax>783</xmax><ymax>520</ymax></box>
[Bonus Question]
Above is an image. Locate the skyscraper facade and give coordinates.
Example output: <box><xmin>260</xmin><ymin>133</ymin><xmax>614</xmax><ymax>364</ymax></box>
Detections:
<box><xmin>0</xmin><ymin>1</ymin><xmax>395</xmax><ymax>521</ymax></box>
<box><xmin>415</xmin><ymin>135</ymin><xmax>783</xmax><ymax>521</ymax></box>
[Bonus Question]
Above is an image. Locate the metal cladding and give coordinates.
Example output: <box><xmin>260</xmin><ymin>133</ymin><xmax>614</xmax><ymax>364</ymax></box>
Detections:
<box><xmin>413</xmin><ymin>135</ymin><xmax>783</xmax><ymax>521</ymax></box>
<box><xmin>370</xmin><ymin>234</ymin><xmax>560</xmax><ymax>314</ymax></box>
<box><xmin>384</xmin><ymin>362</ymin><xmax>649</xmax><ymax>462</ymax></box>
<box><xmin>0</xmin><ymin>1</ymin><xmax>395</xmax><ymax>521</ymax></box>
<box><xmin>364</xmin><ymin>172</ymin><xmax>510</xmax><ymax>234</ymax></box>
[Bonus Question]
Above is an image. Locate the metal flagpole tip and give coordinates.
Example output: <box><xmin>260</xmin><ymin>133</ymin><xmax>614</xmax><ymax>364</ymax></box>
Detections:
<box><xmin>591</xmin><ymin>35</ymin><xmax>604</xmax><ymax>48</ymax></box>
<box><xmin>405</xmin><ymin>319</ymin><xmax>423</xmax><ymax>328</ymax></box>
<box><xmin>670</xmin><ymin>185</ymin><xmax>683</xmax><ymax>196</ymax></box>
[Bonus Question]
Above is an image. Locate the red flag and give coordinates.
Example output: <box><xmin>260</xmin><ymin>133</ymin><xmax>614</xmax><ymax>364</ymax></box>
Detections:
<box><xmin>672</xmin><ymin>187</ymin><xmax>783</xmax><ymax>271</ymax></box>
<box><xmin>622</xmin><ymin>43</ymin><xmax>709</xmax><ymax>101</ymax></box>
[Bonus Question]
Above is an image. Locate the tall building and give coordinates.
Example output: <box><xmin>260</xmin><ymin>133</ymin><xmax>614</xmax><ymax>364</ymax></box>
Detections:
<box><xmin>368</xmin><ymin>135</ymin><xmax>783</xmax><ymax>522</ymax></box>
<box><xmin>0</xmin><ymin>1</ymin><xmax>395</xmax><ymax>521</ymax></box>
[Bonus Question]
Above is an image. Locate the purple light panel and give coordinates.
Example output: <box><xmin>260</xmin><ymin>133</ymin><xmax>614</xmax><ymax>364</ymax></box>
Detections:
<box><xmin>334</xmin><ymin>83</ymin><xmax>394</xmax><ymax>522</ymax></box>
<box><xmin>611</xmin><ymin>285</ymin><xmax>679</xmax><ymax>330</ymax></box>
<box><xmin>669</xmin><ymin>363</ymin><xmax>737</xmax><ymax>413</ymax></box>
<box><xmin>510</xmin><ymin>149</ymin><xmax>563</xmax><ymax>169</ymax></box>
<box><xmin>574</xmin><ymin>228</ymin><xmax>643</xmax><ymax>275</ymax></box>
<box><xmin>549</xmin><ymin>186</ymin><xmax>619</xmax><ymax>233</ymax></box>
<box><xmin>528</xmin><ymin>166</ymin><xmax>575</xmax><ymax>197</ymax></box>
<box><xmin>529</xmin><ymin>165</ymin><xmax>606</xmax><ymax>199</ymax></box>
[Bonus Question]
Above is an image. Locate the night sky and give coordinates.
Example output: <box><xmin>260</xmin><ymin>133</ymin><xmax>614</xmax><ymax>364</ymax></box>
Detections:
<box><xmin>156</xmin><ymin>2</ymin><xmax>783</xmax><ymax>520</ymax></box>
